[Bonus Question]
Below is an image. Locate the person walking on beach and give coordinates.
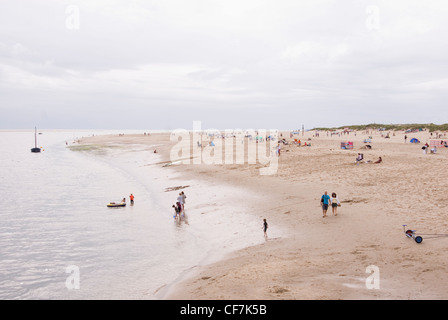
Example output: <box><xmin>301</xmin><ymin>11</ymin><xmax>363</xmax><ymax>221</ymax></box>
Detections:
<box><xmin>320</xmin><ymin>191</ymin><xmax>331</xmax><ymax>218</ymax></box>
<box><xmin>130</xmin><ymin>194</ymin><xmax>134</xmax><ymax>205</ymax></box>
<box><xmin>330</xmin><ymin>192</ymin><xmax>340</xmax><ymax>216</ymax></box>
<box><xmin>262</xmin><ymin>219</ymin><xmax>268</xmax><ymax>240</ymax></box>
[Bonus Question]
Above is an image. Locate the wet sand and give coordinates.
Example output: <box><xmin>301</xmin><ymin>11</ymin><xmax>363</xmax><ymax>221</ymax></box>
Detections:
<box><xmin>79</xmin><ymin>129</ymin><xmax>448</xmax><ymax>299</ymax></box>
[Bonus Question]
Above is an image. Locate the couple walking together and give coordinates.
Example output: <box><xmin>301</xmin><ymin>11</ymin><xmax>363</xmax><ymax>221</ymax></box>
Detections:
<box><xmin>320</xmin><ymin>191</ymin><xmax>340</xmax><ymax>218</ymax></box>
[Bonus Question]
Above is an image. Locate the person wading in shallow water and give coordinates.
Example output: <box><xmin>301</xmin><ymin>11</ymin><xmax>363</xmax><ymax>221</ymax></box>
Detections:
<box><xmin>172</xmin><ymin>205</ymin><xmax>180</xmax><ymax>220</ymax></box>
<box><xmin>262</xmin><ymin>219</ymin><xmax>268</xmax><ymax>240</ymax></box>
<box><xmin>180</xmin><ymin>191</ymin><xmax>186</xmax><ymax>212</ymax></box>
<box><xmin>130</xmin><ymin>194</ymin><xmax>134</xmax><ymax>205</ymax></box>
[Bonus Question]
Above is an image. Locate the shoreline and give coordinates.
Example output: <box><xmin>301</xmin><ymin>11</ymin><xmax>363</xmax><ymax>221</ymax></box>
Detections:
<box><xmin>75</xmin><ymin>132</ymin><xmax>275</xmax><ymax>299</ymax></box>
<box><xmin>78</xmin><ymin>129</ymin><xmax>448</xmax><ymax>300</ymax></box>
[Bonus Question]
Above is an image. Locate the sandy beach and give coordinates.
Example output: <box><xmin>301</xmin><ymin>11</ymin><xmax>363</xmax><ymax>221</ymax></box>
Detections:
<box><xmin>78</xmin><ymin>128</ymin><xmax>448</xmax><ymax>300</ymax></box>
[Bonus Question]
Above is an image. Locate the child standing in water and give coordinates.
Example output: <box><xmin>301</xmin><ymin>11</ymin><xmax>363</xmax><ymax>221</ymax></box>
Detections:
<box><xmin>262</xmin><ymin>219</ymin><xmax>268</xmax><ymax>240</ymax></box>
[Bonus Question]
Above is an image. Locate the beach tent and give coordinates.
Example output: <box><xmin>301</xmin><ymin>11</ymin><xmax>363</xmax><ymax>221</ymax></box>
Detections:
<box><xmin>340</xmin><ymin>141</ymin><xmax>353</xmax><ymax>150</ymax></box>
<box><xmin>410</xmin><ymin>138</ymin><xmax>420</xmax><ymax>143</ymax></box>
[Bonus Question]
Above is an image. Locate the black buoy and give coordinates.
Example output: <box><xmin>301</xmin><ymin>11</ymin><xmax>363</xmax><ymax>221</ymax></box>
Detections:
<box><xmin>31</xmin><ymin>127</ymin><xmax>41</xmax><ymax>153</ymax></box>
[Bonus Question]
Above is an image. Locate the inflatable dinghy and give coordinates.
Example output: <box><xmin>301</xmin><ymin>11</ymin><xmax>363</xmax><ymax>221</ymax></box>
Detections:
<box><xmin>107</xmin><ymin>202</ymin><xmax>126</xmax><ymax>207</ymax></box>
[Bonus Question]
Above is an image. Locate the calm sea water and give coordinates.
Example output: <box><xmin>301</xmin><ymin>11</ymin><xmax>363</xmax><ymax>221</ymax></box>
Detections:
<box><xmin>0</xmin><ymin>130</ymin><xmax>263</xmax><ymax>300</ymax></box>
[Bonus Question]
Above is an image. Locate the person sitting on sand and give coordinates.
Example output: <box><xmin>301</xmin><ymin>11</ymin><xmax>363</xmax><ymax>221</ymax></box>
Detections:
<box><xmin>355</xmin><ymin>153</ymin><xmax>364</xmax><ymax>165</ymax></box>
<box><xmin>374</xmin><ymin>157</ymin><xmax>382</xmax><ymax>164</ymax></box>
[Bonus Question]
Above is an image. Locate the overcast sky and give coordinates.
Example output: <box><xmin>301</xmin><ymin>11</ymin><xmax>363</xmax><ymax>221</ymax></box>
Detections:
<box><xmin>1</xmin><ymin>0</ymin><xmax>447</xmax><ymax>130</ymax></box>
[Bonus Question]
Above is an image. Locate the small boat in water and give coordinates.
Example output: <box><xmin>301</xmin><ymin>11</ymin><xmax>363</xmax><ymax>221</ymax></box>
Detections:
<box><xmin>31</xmin><ymin>127</ymin><xmax>41</xmax><ymax>153</ymax></box>
<box><xmin>107</xmin><ymin>202</ymin><xmax>126</xmax><ymax>207</ymax></box>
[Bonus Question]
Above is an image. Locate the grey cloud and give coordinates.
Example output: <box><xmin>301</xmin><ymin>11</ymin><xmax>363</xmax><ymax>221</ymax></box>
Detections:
<box><xmin>1</xmin><ymin>0</ymin><xmax>447</xmax><ymax>130</ymax></box>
